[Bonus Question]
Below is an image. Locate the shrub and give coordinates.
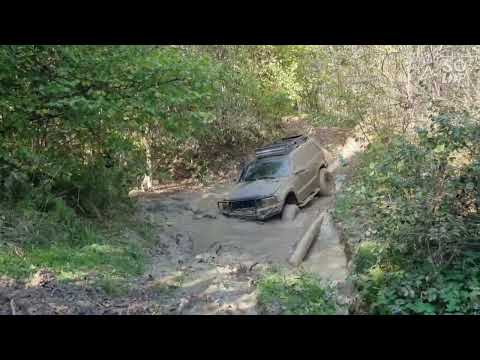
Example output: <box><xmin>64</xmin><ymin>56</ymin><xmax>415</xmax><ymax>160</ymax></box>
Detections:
<box><xmin>337</xmin><ymin>113</ymin><xmax>480</xmax><ymax>314</ymax></box>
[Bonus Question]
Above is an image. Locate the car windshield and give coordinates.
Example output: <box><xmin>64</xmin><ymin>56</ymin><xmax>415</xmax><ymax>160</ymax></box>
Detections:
<box><xmin>241</xmin><ymin>157</ymin><xmax>290</xmax><ymax>181</ymax></box>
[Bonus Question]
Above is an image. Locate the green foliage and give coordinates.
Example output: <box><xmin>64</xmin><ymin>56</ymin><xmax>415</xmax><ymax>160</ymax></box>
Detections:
<box><xmin>257</xmin><ymin>269</ymin><xmax>337</xmax><ymax>315</ymax></box>
<box><xmin>339</xmin><ymin>114</ymin><xmax>480</xmax><ymax>264</ymax></box>
<box><xmin>355</xmin><ymin>257</ymin><xmax>480</xmax><ymax>315</ymax></box>
<box><xmin>1</xmin><ymin>46</ymin><xmax>144</xmax><ymax>213</ymax></box>
<box><xmin>336</xmin><ymin>113</ymin><xmax>480</xmax><ymax>314</ymax></box>
<box><xmin>354</xmin><ymin>241</ymin><xmax>382</xmax><ymax>274</ymax></box>
<box><xmin>0</xmin><ymin>45</ymin><xmax>306</xmax><ymax>212</ymax></box>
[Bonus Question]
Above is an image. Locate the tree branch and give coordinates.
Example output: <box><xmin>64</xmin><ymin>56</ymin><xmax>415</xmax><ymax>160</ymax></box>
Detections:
<box><xmin>157</xmin><ymin>78</ymin><xmax>185</xmax><ymax>86</ymax></box>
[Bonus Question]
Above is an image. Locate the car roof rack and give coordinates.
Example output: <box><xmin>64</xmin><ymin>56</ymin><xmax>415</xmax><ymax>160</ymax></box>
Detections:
<box><xmin>255</xmin><ymin>134</ymin><xmax>308</xmax><ymax>159</ymax></box>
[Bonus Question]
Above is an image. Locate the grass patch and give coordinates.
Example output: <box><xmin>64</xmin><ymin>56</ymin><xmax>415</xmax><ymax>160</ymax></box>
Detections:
<box><xmin>0</xmin><ymin>241</ymin><xmax>145</xmax><ymax>281</ymax></box>
<box><xmin>257</xmin><ymin>269</ymin><xmax>336</xmax><ymax>315</ymax></box>
<box><xmin>95</xmin><ymin>275</ymin><xmax>130</xmax><ymax>297</ymax></box>
<box><xmin>0</xmin><ymin>199</ymin><xmax>154</xmax><ymax>288</ymax></box>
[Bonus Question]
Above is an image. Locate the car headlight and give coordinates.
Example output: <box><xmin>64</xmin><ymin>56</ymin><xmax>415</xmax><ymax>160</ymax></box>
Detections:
<box><xmin>218</xmin><ymin>201</ymin><xmax>229</xmax><ymax>210</ymax></box>
<box><xmin>258</xmin><ymin>196</ymin><xmax>278</xmax><ymax>207</ymax></box>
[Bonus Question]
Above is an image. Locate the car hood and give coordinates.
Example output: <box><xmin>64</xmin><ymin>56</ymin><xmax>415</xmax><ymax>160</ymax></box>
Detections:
<box><xmin>226</xmin><ymin>178</ymin><xmax>287</xmax><ymax>201</ymax></box>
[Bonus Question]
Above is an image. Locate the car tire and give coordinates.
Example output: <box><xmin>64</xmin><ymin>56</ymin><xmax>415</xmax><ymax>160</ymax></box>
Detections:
<box><xmin>318</xmin><ymin>168</ymin><xmax>335</xmax><ymax>196</ymax></box>
<box><xmin>282</xmin><ymin>204</ymin><xmax>299</xmax><ymax>222</ymax></box>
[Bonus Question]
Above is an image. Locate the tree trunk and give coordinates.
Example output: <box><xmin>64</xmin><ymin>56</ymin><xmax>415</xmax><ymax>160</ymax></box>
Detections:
<box><xmin>141</xmin><ymin>134</ymin><xmax>153</xmax><ymax>191</ymax></box>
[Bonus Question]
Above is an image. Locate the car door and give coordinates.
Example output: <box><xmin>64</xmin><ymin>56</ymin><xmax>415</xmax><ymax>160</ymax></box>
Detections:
<box><xmin>291</xmin><ymin>146</ymin><xmax>316</xmax><ymax>202</ymax></box>
<box><xmin>311</xmin><ymin>139</ymin><xmax>326</xmax><ymax>168</ymax></box>
<box><xmin>301</xmin><ymin>142</ymin><xmax>320</xmax><ymax>195</ymax></box>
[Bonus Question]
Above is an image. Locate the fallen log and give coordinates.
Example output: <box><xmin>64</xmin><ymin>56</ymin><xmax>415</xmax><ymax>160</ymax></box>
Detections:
<box><xmin>10</xmin><ymin>299</ymin><xmax>16</xmax><ymax>315</ymax></box>
<box><xmin>288</xmin><ymin>211</ymin><xmax>326</xmax><ymax>267</ymax></box>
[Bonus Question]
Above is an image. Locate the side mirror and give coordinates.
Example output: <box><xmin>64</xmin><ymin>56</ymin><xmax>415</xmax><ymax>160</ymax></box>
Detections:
<box><xmin>237</xmin><ymin>161</ymin><xmax>247</xmax><ymax>183</ymax></box>
<box><xmin>236</xmin><ymin>171</ymin><xmax>244</xmax><ymax>183</ymax></box>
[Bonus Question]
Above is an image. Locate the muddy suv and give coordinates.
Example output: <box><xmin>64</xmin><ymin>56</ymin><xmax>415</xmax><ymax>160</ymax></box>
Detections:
<box><xmin>218</xmin><ymin>135</ymin><xmax>335</xmax><ymax>221</ymax></box>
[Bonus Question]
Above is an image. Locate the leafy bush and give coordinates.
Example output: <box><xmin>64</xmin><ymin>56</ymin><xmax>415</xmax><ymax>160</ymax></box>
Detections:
<box><xmin>355</xmin><ymin>256</ymin><xmax>480</xmax><ymax>315</ymax></box>
<box><xmin>0</xmin><ymin>45</ymin><xmax>300</xmax><ymax>216</ymax></box>
<box><xmin>336</xmin><ymin>113</ymin><xmax>480</xmax><ymax>314</ymax></box>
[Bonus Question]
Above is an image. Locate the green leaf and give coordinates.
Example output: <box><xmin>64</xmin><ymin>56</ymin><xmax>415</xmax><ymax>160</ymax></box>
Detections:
<box><xmin>433</xmin><ymin>144</ymin><xmax>445</xmax><ymax>153</ymax></box>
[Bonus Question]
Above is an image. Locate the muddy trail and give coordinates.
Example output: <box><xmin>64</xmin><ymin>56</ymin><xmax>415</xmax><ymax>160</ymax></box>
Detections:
<box><xmin>0</xmin><ymin>127</ymin><xmax>364</xmax><ymax>315</ymax></box>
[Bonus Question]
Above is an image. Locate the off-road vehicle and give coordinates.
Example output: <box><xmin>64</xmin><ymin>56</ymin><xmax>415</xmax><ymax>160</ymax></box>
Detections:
<box><xmin>218</xmin><ymin>134</ymin><xmax>335</xmax><ymax>221</ymax></box>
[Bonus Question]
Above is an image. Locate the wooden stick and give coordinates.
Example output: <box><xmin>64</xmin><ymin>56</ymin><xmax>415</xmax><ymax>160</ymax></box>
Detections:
<box><xmin>288</xmin><ymin>211</ymin><xmax>326</xmax><ymax>267</ymax></box>
<box><xmin>10</xmin><ymin>299</ymin><xmax>16</xmax><ymax>315</ymax></box>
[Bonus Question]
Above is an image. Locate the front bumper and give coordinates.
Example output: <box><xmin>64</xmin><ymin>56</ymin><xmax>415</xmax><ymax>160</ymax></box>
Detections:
<box><xmin>218</xmin><ymin>200</ymin><xmax>283</xmax><ymax>220</ymax></box>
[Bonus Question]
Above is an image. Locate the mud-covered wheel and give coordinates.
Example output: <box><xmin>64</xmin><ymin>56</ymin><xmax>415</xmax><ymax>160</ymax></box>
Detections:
<box><xmin>318</xmin><ymin>168</ymin><xmax>335</xmax><ymax>196</ymax></box>
<box><xmin>282</xmin><ymin>204</ymin><xmax>299</xmax><ymax>222</ymax></box>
